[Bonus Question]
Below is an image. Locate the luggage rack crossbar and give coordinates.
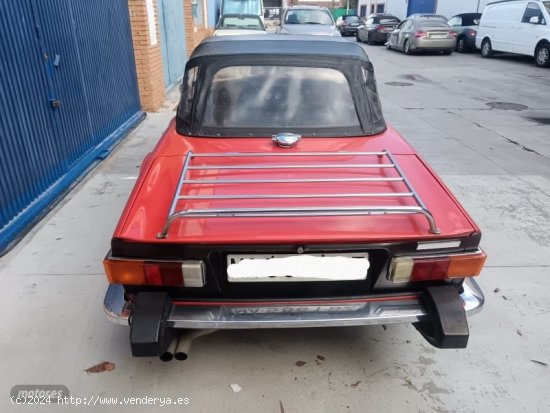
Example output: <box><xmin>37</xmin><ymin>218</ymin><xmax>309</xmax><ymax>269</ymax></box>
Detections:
<box><xmin>188</xmin><ymin>163</ymin><xmax>394</xmax><ymax>170</ymax></box>
<box><xmin>182</xmin><ymin>177</ymin><xmax>404</xmax><ymax>184</ymax></box>
<box><xmin>157</xmin><ymin>150</ymin><xmax>440</xmax><ymax>238</ymax></box>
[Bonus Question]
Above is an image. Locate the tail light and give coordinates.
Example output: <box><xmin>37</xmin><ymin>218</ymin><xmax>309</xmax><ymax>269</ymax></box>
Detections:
<box><xmin>376</xmin><ymin>25</ymin><xmax>385</xmax><ymax>32</ymax></box>
<box><xmin>467</xmin><ymin>30</ymin><xmax>477</xmax><ymax>37</ymax></box>
<box><xmin>415</xmin><ymin>30</ymin><xmax>428</xmax><ymax>38</ymax></box>
<box><xmin>388</xmin><ymin>249</ymin><xmax>486</xmax><ymax>283</ymax></box>
<box><xmin>104</xmin><ymin>258</ymin><xmax>205</xmax><ymax>287</ymax></box>
<box><xmin>449</xmin><ymin>31</ymin><xmax>457</xmax><ymax>38</ymax></box>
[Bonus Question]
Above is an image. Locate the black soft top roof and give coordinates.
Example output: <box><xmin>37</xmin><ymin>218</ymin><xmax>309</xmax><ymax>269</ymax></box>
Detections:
<box><xmin>191</xmin><ymin>35</ymin><xmax>372</xmax><ymax>63</ymax></box>
<box><xmin>177</xmin><ymin>35</ymin><xmax>386</xmax><ymax>137</ymax></box>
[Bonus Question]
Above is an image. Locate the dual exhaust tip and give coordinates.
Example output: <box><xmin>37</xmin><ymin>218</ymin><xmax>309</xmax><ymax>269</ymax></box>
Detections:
<box><xmin>160</xmin><ymin>329</ymin><xmax>216</xmax><ymax>362</ymax></box>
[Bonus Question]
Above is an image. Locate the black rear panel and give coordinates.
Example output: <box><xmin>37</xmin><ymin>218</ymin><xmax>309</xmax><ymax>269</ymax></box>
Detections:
<box><xmin>113</xmin><ymin>234</ymin><xmax>480</xmax><ymax>300</ymax></box>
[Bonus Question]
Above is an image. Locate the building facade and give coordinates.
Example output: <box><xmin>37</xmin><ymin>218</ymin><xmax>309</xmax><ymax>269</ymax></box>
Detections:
<box><xmin>392</xmin><ymin>0</ymin><xmax>488</xmax><ymax>21</ymax></box>
<box><xmin>357</xmin><ymin>0</ymin><xmax>386</xmax><ymax>17</ymax></box>
<box><xmin>357</xmin><ymin>0</ymin><xmax>490</xmax><ymax>20</ymax></box>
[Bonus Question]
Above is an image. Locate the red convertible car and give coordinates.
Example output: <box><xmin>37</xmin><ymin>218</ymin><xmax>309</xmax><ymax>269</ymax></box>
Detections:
<box><xmin>103</xmin><ymin>36</ymin><xmax>486</xmax><ymax>360</ymax></box>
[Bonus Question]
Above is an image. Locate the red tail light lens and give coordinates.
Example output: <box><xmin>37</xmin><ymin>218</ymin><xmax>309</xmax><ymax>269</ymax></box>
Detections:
<box><xmin>389</xmin><ymin>249</ymin><xmax>486</xmax><ymax>283</ymax></box>
<box><xmin>144</xmin><ymin>263</ymin><xmax>185</xmax><ymax>286</ymax></box>
<box><xmin>467</xmin><ymin>30</ymin><xmax>477</xmax><ymax>37</ymax></box>
<box><xmin>410</xmin><ymin>257</ymin><xmax>450</xmax><ymax>281</ymax></box>
<box><xmin>415</xmin><ymin>30</ymin><xmax>428</xmax><ymax>38</ymax></box>
<box><xmin>449</xmin><ymin>31</ymin><xmax>457</xmax><ymax>38</ymax></box>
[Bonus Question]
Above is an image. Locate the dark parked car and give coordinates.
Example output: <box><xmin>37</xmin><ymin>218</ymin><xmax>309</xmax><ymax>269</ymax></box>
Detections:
<box><xmin>357</xmin><ymin>13</ymin><xmax>401</xmax><ymax>44</ymax></box>
<box><xmin>387</xmin><ymin>17</ymin><xmax>457</xmax><ymax>55</ymax></box>
<box><xmin>103</xmin><ymin>35</ymin><xmax>486</xmax><ymax>360</ymax></box>
<box><xmin>448</xmin><ymin>13</ymin><xmax>482</xmax><ymax>52</ymax></box>
<box><xmin>336</xmin><ymin>14</ymin><xmax>362</xmax><ymax>36</ymax></box>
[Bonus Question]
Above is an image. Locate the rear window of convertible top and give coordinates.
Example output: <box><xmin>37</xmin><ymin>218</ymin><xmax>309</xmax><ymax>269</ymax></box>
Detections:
<box><xmin>202</xmin><ymin>66</ymin><xmax>361</xmax><ymax>129</ymax></box>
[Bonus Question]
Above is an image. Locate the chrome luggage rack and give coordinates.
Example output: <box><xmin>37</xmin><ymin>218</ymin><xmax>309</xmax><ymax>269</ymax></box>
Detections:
<box><xmin>157</xmin><ymin>150</ymin><xmax>440</xmax><ymax>239</ymax></box>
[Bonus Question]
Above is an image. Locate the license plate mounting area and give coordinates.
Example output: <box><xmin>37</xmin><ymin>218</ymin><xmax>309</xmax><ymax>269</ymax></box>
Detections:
<box><xmin>226</xmin><ymin>252</ymin><xmax>369</xmax><ymax>282</ymax></box>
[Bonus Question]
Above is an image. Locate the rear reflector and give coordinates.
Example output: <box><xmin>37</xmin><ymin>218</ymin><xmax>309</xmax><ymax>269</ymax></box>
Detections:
<box><xmin>388</xmin><ymin>249</ymin><xmax>486</xmax><ymax>283</ymax></box>
<box><xmin>417</xmin><ymin>240</ymin><xmax>461</xmax><ymax>250</ymax></box>
<box><xmin>104</xmin><ymin>258</ymin><xmax>205</xmax><ymax>287</ymax></box>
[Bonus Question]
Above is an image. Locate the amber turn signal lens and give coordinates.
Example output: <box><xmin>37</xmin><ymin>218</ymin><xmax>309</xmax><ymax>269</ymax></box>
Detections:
<box><xmin>447</xmin><ymin>250</ymin><xmax>487</xmax><ymax>278</ymax></box>
<box><xmin>104</xmin><ymin>258</ymin><xmax>146</xmax><ymax>285</ymax></box>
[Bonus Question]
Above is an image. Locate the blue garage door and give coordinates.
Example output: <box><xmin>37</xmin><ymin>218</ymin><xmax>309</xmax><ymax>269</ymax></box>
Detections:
<box><xmin>0</xmin><ymin>0</ymin><xmax>143</xmax><ymax>254</ymax></box>
<box><xmin>407</xmin><ymin>0</ymin><xmax>437</xmax><ymax>16</ymax></box>
<box><xmin>158</xmin><ymin>0</ymin><xmax>188</xmax><ymax>87</ymax></box>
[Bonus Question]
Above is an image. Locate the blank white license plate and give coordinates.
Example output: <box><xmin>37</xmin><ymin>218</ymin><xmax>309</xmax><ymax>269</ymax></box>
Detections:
<box><xmin>227</xmin><ymin>253</ymin><xmax>369</xmax><ymax>282</ymax></box>
<box><xmin>429</xmin><ymin>35</ymin><xmax>446</xmax><ymax>38</ymax></box>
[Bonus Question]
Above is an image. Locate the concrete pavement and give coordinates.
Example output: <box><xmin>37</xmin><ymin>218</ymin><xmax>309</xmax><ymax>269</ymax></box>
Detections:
<box><xmin>1</xmin><ymin>43</ymin><xmax>549</xmax><ymax>413</ymax></box>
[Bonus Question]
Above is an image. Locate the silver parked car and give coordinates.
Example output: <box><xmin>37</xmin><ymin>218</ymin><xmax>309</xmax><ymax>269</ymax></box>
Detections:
<box><xmin>214</xmin><ymin>14</ymin><xmax>267</xmax><ymax>36</ymax></box>
<box><xmin>386</xmin><ymin>17</ymin><xmax>457</xmax><ymax>55</ymax></box>
<box><xmin>276</xmin><ymin>6</ymin><xmax>340</xmax><ymax>36</ymax></box>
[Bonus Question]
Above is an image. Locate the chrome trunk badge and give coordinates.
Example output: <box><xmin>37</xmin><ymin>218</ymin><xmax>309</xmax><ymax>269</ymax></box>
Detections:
<box><xmin>272</xmin><ymin>133</ymin><xmax>301</xmax><ymax>148</ymax></box>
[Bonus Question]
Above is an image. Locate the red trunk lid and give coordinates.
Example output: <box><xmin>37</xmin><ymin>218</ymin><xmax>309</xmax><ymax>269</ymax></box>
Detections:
<box><xmin>114</xmin><ymin>122</ymin><xmax>478</xmax><ymax>244</ymax></box>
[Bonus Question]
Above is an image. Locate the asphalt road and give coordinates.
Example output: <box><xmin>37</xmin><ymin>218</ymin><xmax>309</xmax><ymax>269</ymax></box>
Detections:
<box><xmin>1</xmin><ymin>41</ymin><xmax>549</xmax><ymax>413</ymax></box>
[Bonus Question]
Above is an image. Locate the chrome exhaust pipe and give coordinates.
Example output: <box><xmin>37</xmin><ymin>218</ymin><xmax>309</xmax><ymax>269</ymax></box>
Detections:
<box><xmin>159</xmin><ymin>335</ymin><xmax>179</xmax><ymax>362</ymax></box>
<box><xmin>174</xmin><ymin>329</ymin><xmax>216</xmax><ymax>361</ymax></box>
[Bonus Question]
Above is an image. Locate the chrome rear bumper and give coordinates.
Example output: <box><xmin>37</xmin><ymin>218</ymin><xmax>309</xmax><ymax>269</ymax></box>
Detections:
<box><xmin>103</xmin><ymin>278</ymin><xmax>484</xmax><ymax>329</ymax></box>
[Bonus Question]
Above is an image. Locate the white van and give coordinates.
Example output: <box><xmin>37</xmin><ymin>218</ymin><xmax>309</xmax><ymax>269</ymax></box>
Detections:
<box><xmin>475</xmin><ymin>0</ymin><xmax>550</xmax><ymax>67</ymax></box>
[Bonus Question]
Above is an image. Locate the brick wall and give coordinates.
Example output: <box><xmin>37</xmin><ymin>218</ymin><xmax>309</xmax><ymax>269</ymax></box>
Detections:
<box><xmin>128</xmin><ymin>0</ymin><xmax>165</xmax><ymax>112</ymax></box>
<box><xmin>128</xmin><ymin>0</ymin><xmax>214</xmax><ymax>111</ymax></box>
<box><xmin>184</xmin><ymin>0</ymin><xmax>215</xmax><ymax>57</ymax></box>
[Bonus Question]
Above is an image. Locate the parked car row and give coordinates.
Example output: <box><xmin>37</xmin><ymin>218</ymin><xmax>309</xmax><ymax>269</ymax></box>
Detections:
<box><xmin>214</xmin><ymin>2</ymin><xmax>550</xmax><ymax>68</ymax></box>
<box><xmin>356</xmin><ymin>0</ymin><xmax>550</xmax><ymax>68</ymax></box>
<box><xmin>350</xmin><ymin>12</ymin><xmax>464</xmax><ymax>55</ymax></box>
<box><xmin>357</xmin><ymin>13</ymin><xmax>474</xmax><ymax>55</ymax></box>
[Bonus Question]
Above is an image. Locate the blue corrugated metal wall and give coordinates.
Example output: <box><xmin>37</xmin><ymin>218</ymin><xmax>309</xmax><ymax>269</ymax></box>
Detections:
<box><xmin>0</xmin><ymin>0</ymin><xmax>143</xmax><ymax>254</ymax></box>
